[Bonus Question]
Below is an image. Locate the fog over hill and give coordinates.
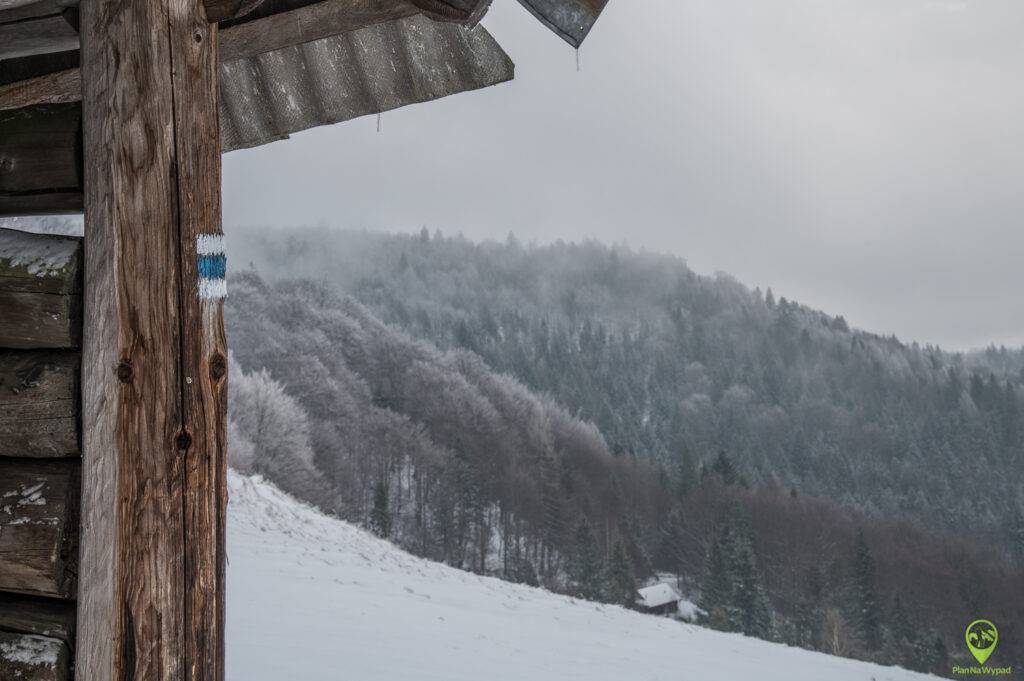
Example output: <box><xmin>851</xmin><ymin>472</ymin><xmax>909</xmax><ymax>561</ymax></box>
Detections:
<box><xmin>228</xmin><ymin>226</ymin><xmax>1024</xmax><ymax>554</ymax></box>
<box><xmin>224</xmin><ymin>226</ymin><xmax>1024</xmax><ymax>672</ymax></box>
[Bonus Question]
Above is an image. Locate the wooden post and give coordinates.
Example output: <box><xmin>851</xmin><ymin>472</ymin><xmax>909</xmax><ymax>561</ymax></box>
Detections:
<box><xmin>77</xmin><ymin>0</ymin><xmax>227</xmax><ymax>678</ymax></box>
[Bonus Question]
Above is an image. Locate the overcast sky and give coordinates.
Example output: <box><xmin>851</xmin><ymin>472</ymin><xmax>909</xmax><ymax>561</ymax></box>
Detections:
<box><xmin>222</xmin><ymin>0</ymin><xmax>1024</xmax><ymax>351</ymax></box>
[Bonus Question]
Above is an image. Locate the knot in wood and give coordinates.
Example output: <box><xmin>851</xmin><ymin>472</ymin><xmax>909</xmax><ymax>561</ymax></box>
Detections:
<box><xmin>209</xmin><ymin>352</ymin><xmax>227</xmax><ymax>381</ymax></box>
<box><xmin>175</xmin><ymin>431</ymin><xmax>193</xmax><ymax>451</ymax></box>
<box><xmin>116</xmin><ymin>360</ymin><xmax>133</xmax><ymax>384</ymax></box>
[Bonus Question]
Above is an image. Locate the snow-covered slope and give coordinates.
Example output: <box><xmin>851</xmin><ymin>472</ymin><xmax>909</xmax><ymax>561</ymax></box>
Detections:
<box><xmin>226</xmin><ymin>473</ymin><xmax>937</xmax><ymax>681</ymax></box>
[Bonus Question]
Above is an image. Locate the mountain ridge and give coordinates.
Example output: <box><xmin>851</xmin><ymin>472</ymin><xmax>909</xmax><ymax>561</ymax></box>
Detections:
<box><xmin>227</xmin><ymin>226</ymin><xmax>1024</xmax><ymax>554</ymax></box>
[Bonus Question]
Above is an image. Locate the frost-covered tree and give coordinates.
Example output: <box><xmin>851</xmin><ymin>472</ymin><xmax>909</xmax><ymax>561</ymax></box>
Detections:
<box><xmin>228</xmin><ymin>357</ymin><xmax>332</xmax><ymax>508</ymax></box>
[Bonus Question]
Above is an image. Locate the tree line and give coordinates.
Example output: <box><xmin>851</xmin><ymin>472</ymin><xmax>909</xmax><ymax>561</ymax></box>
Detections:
<box><xmin>228</xmin><ymin>226</ymin><xmax>1024</xmax><ymax>556</ymax></box>
<box><xmin>225</xmin><ymin>267</ymin><xmax>1024</xmax><ymax>672</ymax></box>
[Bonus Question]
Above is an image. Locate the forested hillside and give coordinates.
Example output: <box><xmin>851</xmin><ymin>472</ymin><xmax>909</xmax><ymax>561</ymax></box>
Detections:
<box><xmin>224</xmin><ymin>242</ymin><xmax>1024</xmax><ymax>674</ymax></box>
<box><xmin>229</xmin><ymin>227</ymin><xmax>1024</xmax><ymax>554</ymax></box>
<box><xmin>226</xmin><ymin>272</ymin><xmax>667</xmax><ymax>578</ymax></box>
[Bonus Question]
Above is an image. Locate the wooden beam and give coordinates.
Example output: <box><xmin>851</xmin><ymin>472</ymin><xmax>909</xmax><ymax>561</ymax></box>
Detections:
<box><xmin>0</xmin><ymin>351</ymin><xmax>80</xmax><ymax>457</ymax></box>
<box><xmin>77</xmin><ymin>0</ymin><xmax>227</xmax><ymax>679</ymax></box>
<box><xmin>0</xmin><ymin>458</ymin><xmax>79</xmax><ymax>599</ymax></box>
<box><xmin>0</xmin><ymin>0</ymin><xmax>432</xmax><ymax>60</ymax></box>
<box><xmin>0</xmin><ymin>290</ymin><xmax>81</xmax><ymax>348</ymax></box>
<box><xmin>0</xmin><ymin>229</ymin><xmax>81</xmax><ymax>295</ymax></box>
<box><xmin>0</xmin><ymin>12</ymin><xmax>78</xmax><ymax>61</ymax></box>
<box><xmin>0</xmin><ymin>0</ymin><xmax>489</xmax><ymax>111</ymax></box>
<box><xmin>0</xmin><ymin>229</ymin><xmax>82</xmax><ymax>346</ymax></box>
<box><xmin>0</xmin><ymin>192</ymin><xmax>82</xmax><ymax>215</ymax></box>
<box><xmin>0</xmin><ymin>69</ymin><xmax>79</xmax><ymax>110</ymax></box>
<box><xmin>219</xmin><ymin>0</ymin><xmax>420</xmax><ymax>61</ymax></box>
<box><xmin>0</xmin><ymin>104</ymin><xmax>82</xmax><ymax>217</ymax></box>
<box><xmin>0</xmin><ymin>0</ymin><xmax>73</xmax><ymax>23</ymax></box>
<box><xmin>0</xmin><ymin>0</ymin><xmax>58</xmax><ymax>12</ymax></box>
<box><xmin>0</xmin><ymin>591</ymin><xmax>76</xmax><ymax>646</ymax></box>
<box><xmin>0</xmin><ymin>631</ymin><xmax>70</xmax><ymax>681</ymax></box>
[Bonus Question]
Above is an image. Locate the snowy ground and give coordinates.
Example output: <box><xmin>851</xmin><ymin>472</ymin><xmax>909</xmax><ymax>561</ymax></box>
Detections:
<box><xmin>226</xmin><ymin>473</ymin><xmax>937</xmax><ymax>681</ymax></box>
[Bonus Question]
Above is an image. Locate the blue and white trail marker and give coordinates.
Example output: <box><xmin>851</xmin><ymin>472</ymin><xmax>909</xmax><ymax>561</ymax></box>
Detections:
<box><xmin>196</xmin><ymin>234</ymin><xmax>227</xmax><ymax>300</ymax></box>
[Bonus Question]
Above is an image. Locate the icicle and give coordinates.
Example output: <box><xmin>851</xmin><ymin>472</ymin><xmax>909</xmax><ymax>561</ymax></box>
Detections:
<box><xmin>377</xmin><ymin>113</ymin><xmax>382</xmax><ymax>133</ymax></box>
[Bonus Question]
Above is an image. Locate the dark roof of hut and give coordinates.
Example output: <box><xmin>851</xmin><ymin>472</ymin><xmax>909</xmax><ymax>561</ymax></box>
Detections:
<box><xmin>0</xmin><ymin>0</ymin><xmax>612</xmax><ymax>149</ymax></box>
<box><xmin>220</xmin><ymin>13</ymin><xmax>513</xmax><ymax>151</ymax></box>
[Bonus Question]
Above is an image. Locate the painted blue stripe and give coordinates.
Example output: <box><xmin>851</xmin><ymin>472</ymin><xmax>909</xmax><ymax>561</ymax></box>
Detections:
<box><xmin>197</xmin><ymin>253</ymin><xmax>226</xmax><ymax>279</ymax></box>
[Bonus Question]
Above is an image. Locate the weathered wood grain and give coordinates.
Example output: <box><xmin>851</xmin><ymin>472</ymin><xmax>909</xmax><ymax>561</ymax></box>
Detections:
<box><xmin>0</xmin><ymin>191</ymin><xmax>82</xmax><ymax>216</ymax></box>
<box><xmin>0</xmin><ymin>591</ymin><xmax>76</xmax><ymax>646</ymax></box>
<box><xmin>0</xmin><ymin>104</ymin><xmax>81</xmax><ymax>194</ymax></box>
<box><xmin>0</xmin><ymin>228</ymin><xmax>82</xmax><ymax>347</ymax></box>
<box><xmin>169</xmin><ymin>5</ymin><xmax>229</xmax><ymax>677</ymax></box>
<box><xmin>0</xmin><ymin>12</ymin><xmax>78</xmax><ymax>61</ymax></box>
<box><xmin>0</xmin><ymin>631</ymin><xmax>70</xmax><ymax>681</ymax></box>
<box><xmin>219</xmin><ymin>0</ymin><xmax>420</xmax><ymax>61</ymax></box>
<box><xmin>0</xmin><ymin>351</ymin><xmax>79</xmax><ymax>457</ymax></box>
<box><xmin>79</xmin><ymin>0</ymin><xmax>226</xmax><ymax>677</ymax></box>
<box><xmin>0</xmin><ymin>458</ymin><xmax>79</xmax><ymax>598</ymax></box>
<box><xmin>0</xmin><ymin>290</ymin><xmax>81</xmax><ymax>348</ymax></box>
<box><xmin>0</xmin><ymin>0</ymin><xmax>50</xmax><ymax>11</ymax></box>
<box><xmin>0</xmin><ymin>103</ymin><xmax>82</xmax><ymax>216</ymax></box>
<box><xmin>0</xmin><ymin>228</ymin><xmax>81</xmax><ymax>295</ymax></box>
<box><xmin>0</xmin><ymin>49</ymin><xmax>78</xmax><ymax>87</ymax></box>
<box><xmin>0</xmin><ymin>69</ymin><xmax>80</xmax><ymax>112</ymax></box>
<box><xmin>0</xmin><ymin>0</ymin><xmax>72</xmax><ymax>23</ymax></box>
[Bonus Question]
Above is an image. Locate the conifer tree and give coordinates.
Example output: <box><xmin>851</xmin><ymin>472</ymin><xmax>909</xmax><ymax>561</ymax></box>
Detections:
<box><xmin>882</xmin><ymin>594</ymin><xmax>913</xmax><ymax>667</ymax></box>
<box><xmin>700</xmin><ymin>518</ymin><xmax>773</xmax><ymax>637</ymax></box>
<box><xmin>370</xmin><ymin>480</ymin><xmax>392</xmax><ymax>539</ymax></box>
<box><xmin>604</xmin><ymin>539</ymin><xmax>636</xmax><ymax>607</ymax></box>
<box><xmin>850</xmin><ymin>529</ymin><xmax>882</xmax><ymax>651</ymax></box>
<box><xmin>700</xmin><ymin>524</ymin><xmax>733</xmax><ymax>626</ymax></box>
<box><xmin>568</xmin><ymin>518</ymin><xmax>605</xmax><ymax>601</ymax></box>
<box><xmin>730</xmin><ymin>528</ymin><xmax>773</xmax><ymax>639</ymax></box>
<box><xmin>710</xmin><ymin>451</ymin><xmax>740</xmax><ymax>486</ymax></box>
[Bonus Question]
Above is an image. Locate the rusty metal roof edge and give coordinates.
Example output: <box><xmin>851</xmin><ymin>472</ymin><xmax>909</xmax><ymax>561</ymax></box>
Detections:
<box><xmin>514</xmin><ymin>0</ymin><xmax>608</xmax><ymax>49</ymax></box>
<box><xmin>219</xmin><ymin>15</ymin><xmax>515</xmax><ymax>153</ymax></box>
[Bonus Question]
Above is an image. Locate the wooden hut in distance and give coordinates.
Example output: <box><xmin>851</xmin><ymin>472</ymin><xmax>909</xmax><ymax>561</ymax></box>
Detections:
<box><xmin>0</xmin><ymin>0</ymin><xmax>610</xmax><ymax>679</ymax></box>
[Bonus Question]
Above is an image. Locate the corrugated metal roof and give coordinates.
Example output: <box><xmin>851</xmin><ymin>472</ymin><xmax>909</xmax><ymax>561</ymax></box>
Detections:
<box><xmin>219</xmin><ymin>13</ymin><xmax>513</xmax><ymax>152</ymax></box>
<box><xmin>516</xmin><ymin>0</ymin><xmax>608</xmax><ymax>47</ymax></box>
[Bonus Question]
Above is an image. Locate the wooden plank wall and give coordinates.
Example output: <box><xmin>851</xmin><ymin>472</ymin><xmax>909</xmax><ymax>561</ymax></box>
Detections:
<box><xmin>0</xmin><ymin>227</ymin><xmax>81</xmax><ymax>681</ymax></box>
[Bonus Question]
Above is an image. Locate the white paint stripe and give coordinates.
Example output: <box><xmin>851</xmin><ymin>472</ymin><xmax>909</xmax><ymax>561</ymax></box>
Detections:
<box><xmin>199</xmin><ymin>278</ymin><xmax>228</xmax><ymax>300</ymax></box>
<box><xmin>196</xmin><ymin>234</ymin><xmax>225</xmax><ymax>255</ymax></box>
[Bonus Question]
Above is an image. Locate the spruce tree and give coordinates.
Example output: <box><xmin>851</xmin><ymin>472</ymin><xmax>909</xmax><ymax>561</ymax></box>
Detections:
<box><xmin>700</xmin><ymin>524</ymin><xmax>733</xmax><ymax>627</ymax></box>
<box><xmin>370</xmin><ymin>480</ymin><xmax>391</xmax><ymax>539</ymax></box>
<box><xmin>710</xmin><ymin>451</ymin><xmax>740</xmax><ymax>486</ymax></box>
<box><xmin>850</xmin><ymin>529</ymin><xmax>882</xmax><ymax>651</ymax></box>
<box><xmin>700</xmin><ymin>518</ymin><xmax>773</xmax><ymax>637</ymax></box>
<box><xmin>604</xmin><ymin>539</ymin><xmax>636</xmax><ymax>607</ymax></box>
<box><xmin>882</xmin><ymin>594</ymin><xmax>913</xmax><ymax>667</ymax></box>
<box><xmin>568</xmin><ymin>518</ymin><xmax>605</xmax><ymax>601</ymax></box>
<box><xmin>730</xmin><ymin>528</ymin><xmax>773</xmax><ymax>639</ymax></box>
